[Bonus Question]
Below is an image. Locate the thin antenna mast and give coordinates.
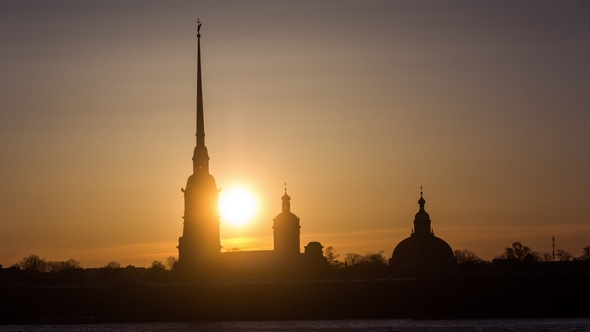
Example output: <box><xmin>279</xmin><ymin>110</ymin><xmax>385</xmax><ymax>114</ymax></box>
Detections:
<box><xmin>552</xmin><ymin>236</ymin><xmax>555</xmax><ymax>261</ymax></box>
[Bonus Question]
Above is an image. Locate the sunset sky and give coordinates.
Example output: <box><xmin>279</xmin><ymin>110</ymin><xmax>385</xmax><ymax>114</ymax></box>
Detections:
<box><xmin>1</xmin><ymin>1</ymin><xmax>589</xmax><ymax>267</ymax></box>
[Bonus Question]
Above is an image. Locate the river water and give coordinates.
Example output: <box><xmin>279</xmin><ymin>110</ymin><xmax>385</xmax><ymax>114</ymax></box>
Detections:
<box><xmin>3</xmin><ymin>318</ymin><xmax>590</xmax><ymax>331</ymax></box>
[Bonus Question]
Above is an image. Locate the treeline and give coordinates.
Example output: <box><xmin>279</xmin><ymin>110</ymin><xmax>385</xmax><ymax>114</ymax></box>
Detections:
<box><xmin>6</xmin><ymin>255</ymin><xmax>178</xmax><ymax>277</ymax></box>
<box><xmin>321</xmin><ymin>242</ymin><xmax>590</xmax><ymax>278</ymax></box>
<box><xmin>5</xmin><ymin>242</ymin><xmax>590</xmax><ymax>281</ymax></box>
<box><xmin>493</xmin><ymin>242</ymin><xmax>590</xmax><ymax>262</ymax></box>
<box><xmin>326</xmin><ymin>242</ymin><xmax>590</xmax><ymax>268</ymax></box>
<box><xmin>11</xmin><ymin>255</ymin><xmax>82</xmax><ymax>277</ymax></box>
<box><xmin>324</xmin><ymin>248</ymin><xmax>389</xmax><ymax>278</ymax></box>
<box><xmin>453</xmin><ymin>242</ymin><xmax>590</xmax><ymax>264</ymax></box>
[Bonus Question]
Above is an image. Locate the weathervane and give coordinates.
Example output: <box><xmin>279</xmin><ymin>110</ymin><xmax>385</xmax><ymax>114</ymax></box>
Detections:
<box><xmin>197</xmin><ymin>19</ymin><xmax>202</xmax><ymax>37</ymax></box>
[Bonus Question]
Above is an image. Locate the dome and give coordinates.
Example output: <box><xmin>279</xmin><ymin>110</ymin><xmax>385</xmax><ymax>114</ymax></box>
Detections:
<box><xmin>390</xmin><ymin>234</ymin><xmax>454</xmax><ymax>262</ymax></box>
<box><xmin>418</xmin><ymin>195</ymin><xmax>425</xmax><ymax>205</ymax></box>
<box><xmin>275</xmin><ymin>211</ymin><xmax>299</xmax><ymax>221</ymax></box>
<box><xmin>414</xmin><ymin>191</ymin><xmax>429</xmax><ymax>220</ymax></box>
<box><xmin>414</xmin><ymin>210</ymin><xmax>430</xmax><ymax>220</ymax></box>
<box><xmin>282</xmin><ymin>192</ymin><xmax>291</xmax><ymax>202</ymax></box>
<box><xmin>304</xmin><ymin>242</ymin><xmax>324</xmax><ymax>255</ymax></box>
<box><xmin>280</xmin><ymin>187</ymin><xmax>294</xmax><ymax>214</ymax></box>
<box><xmin>389</xmin><ymin>189</ymin><xmax>457</xmax><ymax>274</ymax></box>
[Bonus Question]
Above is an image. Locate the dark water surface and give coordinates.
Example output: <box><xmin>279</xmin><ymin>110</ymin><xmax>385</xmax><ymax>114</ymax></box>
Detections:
<box><xmin>3</xmin><ymin>319</ymin><xmax>590</xmax><ymax>332</ymax></box>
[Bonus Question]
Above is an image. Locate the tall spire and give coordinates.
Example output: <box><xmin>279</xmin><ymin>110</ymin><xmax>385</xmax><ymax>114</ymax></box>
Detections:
<box><xmin>176</xmin><ymin>20</ymin><xmax>221</xmax><ymax>274</ymax></box>
<box><xmin>196</xmin><ymin>19</ymin><xmax>204</xmax><ymax>147</ymax></box>
<box><xmin>192</xmin><ymin>19</ymin><xmax>210</xmax><ymax>174</ymax></box>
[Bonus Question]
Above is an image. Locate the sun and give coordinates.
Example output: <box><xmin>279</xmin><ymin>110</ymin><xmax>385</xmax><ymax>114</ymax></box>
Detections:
<box><xmin>219</xmin><ymin>186</ymin><xmax>259</xmax><ymax>227</ymax></box>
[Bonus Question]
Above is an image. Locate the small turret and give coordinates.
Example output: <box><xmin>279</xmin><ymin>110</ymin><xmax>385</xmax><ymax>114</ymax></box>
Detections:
<box><xmin>282</xmin><ymin>187</ymin><xmax>291</xmax><ymax>213</ymax></box>
<box><xmin>413</xmin><ymin>187</ymin><xmax>432</xmax><ymax>236</ymax></box>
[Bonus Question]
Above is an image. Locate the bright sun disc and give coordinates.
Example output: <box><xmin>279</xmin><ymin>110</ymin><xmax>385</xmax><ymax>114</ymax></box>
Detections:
<box><xmin>219</xmin><ymin>187</ymin><xmax>258</xmax><ymax>227</ymax></box>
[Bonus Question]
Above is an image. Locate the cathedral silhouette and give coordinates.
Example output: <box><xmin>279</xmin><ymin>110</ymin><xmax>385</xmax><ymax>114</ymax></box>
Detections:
<box><xmin>174</xmin><ymin>24</ymin><xmax>326</xmax><ymax>278</ymax></box>
<box><xmin>174</xmin><ymin>24</ymin><xmax>455</xmax><ymax>277</ymax></box>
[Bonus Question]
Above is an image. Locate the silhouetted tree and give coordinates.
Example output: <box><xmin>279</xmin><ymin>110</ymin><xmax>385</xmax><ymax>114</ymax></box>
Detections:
<box><xmin>14</xmin><ymin>255</ymin><xmax>47</xmax><ymax>277</ymax></box>
<box><xmin>537</xmin><ymin>252</ymin><xmax>554</xmax><ymax>262</ymax></box>
<box><xmin>344</xmin><ymin>253</ymin><xmax>364</xmax><ymax>267</ymax></box>
<box><xmin>46</xmin><ymin>259</ymin><xmax>82</xmax><ymax>273</ymax></box>
<box><xmin>101</xmin><ymin>261</ymin><xmax>121</xmax><ymax>269</ymax></box>
<box><xmin>578</xmin><ymin>246</ymin><xmax>590</xmax><ymax>261</ymax></box>
<box><xmin>165</xmin><ymin>256</ymin><xmax>178</xmax><ymax>270</ymax></box>
<box><xmin>340</xmin><ymin>251</ymin><xmax>388</xmax><ymax>278</ymax></box>
<box><xmin>63</xmin><ymin>258</ymin><xmax>83</xmax><ymax>270</ymax></box>
<box><xmin>454</xmin><ymin>249</ymin><xmax>482</xmax><ymax>263</ymax></box>
<box><xmin>364</xmin><ymin>251</ymin><xmax>387</xmax><ymax>267</ymax></box>
<box><xmin>556</xmin><ymin>249</ymin><xmax>572</xmax><ymax>261</ymax></box>
<box><xmin>344</xmin><ymin>252</ymin><xmax>387</xmax><ymax>270</ymax></box>
<box><xmin>150</xmin><ymin>260</ymin><xmax>166</xmax><ymax>270</ymax></box>
<box><xmin>499</xmin><ymin>242</ymin><xmax>532</xmax><ymax>260</ymax></box>
<box><xmin>13</xmin><ymin>255</ymin><xmax>83</xmax><ymax>277</ymax></box>
<box><xmin>325</xmin><ymin>246</ymin><xmax>341</xmax><ymax>267</ymax></box>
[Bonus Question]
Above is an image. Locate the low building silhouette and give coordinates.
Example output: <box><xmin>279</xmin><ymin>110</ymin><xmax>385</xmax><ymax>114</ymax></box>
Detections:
<box><xmin>216</xmin><ymin>191</ymin><xmax>327</xmax><ymax>280</ymax></box>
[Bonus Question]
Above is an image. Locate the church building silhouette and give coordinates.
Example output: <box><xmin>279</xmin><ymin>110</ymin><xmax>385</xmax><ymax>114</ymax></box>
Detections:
<box><xmin>174</xmin><ymin>23</ymin><xmax>454</xmax><ymax>278</ymax></box>
<box><xmin>174</xmin><ymin>23</ymin><xmax>326</xmax><ymax>278</ymax></box>
<box><xmin>389</xmin><ymin>189</ymin><xmax>456</xmax><ymax>275</ymax></box>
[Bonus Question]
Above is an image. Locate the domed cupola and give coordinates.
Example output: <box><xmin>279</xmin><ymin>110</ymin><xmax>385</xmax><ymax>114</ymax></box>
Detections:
<box><xmin>389</xmin><ymin>187</ymin><xmax>457</xmax><ymax>275</ymax></box>
<box><xmin>282</xmin><ymin>191</ymin><xmax>291</xmax><ymax>213</ymax></box>
<box><xmin>413</xmin><ymin>188</ymin><xmax>432</xmax><ymax>236</ymax></box>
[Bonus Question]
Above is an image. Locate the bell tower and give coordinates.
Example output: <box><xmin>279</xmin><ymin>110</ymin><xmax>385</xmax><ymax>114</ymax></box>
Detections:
<box><xmin>273</xmin><ymin>184</ymin><xmax>301</xmax><ymax>256</ymax></box>
<box><xmin>176</xmin><ymin>21</ymin><xmax>221</xmax><ymax>272</ymax></box>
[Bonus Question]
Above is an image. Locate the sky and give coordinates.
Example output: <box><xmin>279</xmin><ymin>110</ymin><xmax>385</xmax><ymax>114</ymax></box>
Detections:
<box><xmin>1</xmin><ymin>0</ymin><xmax>589</xmax><ymax>268</ymax></box>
